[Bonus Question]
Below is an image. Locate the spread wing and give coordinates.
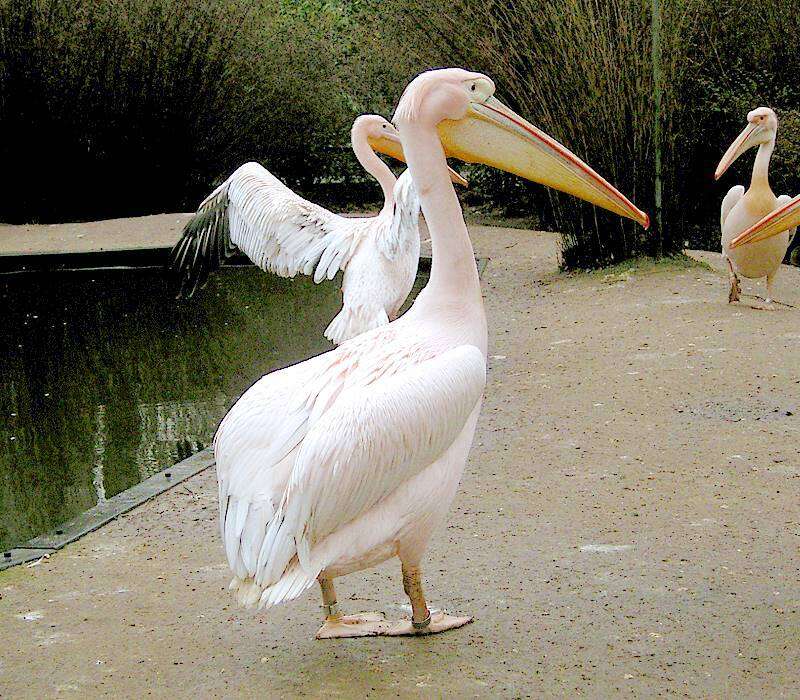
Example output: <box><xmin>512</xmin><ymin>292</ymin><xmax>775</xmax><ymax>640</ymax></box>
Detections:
<box><xmin>215</xmin><ymin>330</ymin><xmax>485</xmax><ymax>609</ymax></box>
<box><xmin>170</xmin><ymin>162</ymin><xmax>363</xmax><ymax>296</ymax></box>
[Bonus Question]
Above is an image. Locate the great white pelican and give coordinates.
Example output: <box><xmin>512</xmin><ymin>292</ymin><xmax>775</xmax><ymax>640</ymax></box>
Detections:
<box><xmin>170</xmin><ymin>115</ymin><xmax>466</xmax><ymax>343</ymax></box>
<box><xmin>214</xmin><ymin>68</ymin><xmax>648</xmax><ymax>639</ymax></box>
<box><xmin>716</xmin><ymin>108</ymin><xmax>796</xmax><ymax>306</ymax></box>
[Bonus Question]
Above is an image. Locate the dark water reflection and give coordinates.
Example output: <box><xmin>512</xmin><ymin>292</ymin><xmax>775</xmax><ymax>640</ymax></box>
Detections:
<box><xmin>0</xmin><ymin>266</ymin><xmax>360</xmax><ymax>550</ymax></box>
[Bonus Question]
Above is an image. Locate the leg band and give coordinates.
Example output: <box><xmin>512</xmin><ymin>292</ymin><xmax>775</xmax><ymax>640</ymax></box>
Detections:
<box><xmin>411</xmin><ymin>610</ymin><xmax>431</xmax><ymax>630</ymax></box>
<box><xmin>322</xmin><ymin>601</ymin><xmax>340</xmax><ymax>618</ymax></box>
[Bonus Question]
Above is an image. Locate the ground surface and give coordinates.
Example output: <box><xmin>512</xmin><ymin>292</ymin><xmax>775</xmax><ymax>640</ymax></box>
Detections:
<box><xmin>0</xmin><ymin>213</ymin><xmax>193</xmax><ymax>255</ymax></box>
<box><xmin>0</xmin><ymin>211</ymin><xmax>376</xmax><ymax>256</ymax></box>
<box><xmin>2</xmin><ymin>225</ymin><xmax>799</xmax><ymax>698</ymax></box>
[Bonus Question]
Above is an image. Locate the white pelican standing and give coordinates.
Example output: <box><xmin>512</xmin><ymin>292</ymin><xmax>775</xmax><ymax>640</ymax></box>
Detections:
<box><xmin>716</xmin><ymin>107</ymin><xmax>796</xmax><ymax>306</ymax></box>
<box><xmin>170</xmin><ymin>114</ymin><xmax>466</xmax><ymax>344</ymax></box>
<box><xmin>214</xmin><ymin>68</ymin><xmax>648</xmax><ymax>639</ymax></box>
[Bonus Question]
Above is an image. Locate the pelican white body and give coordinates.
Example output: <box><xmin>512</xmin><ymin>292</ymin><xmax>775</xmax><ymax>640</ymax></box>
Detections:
<box><xmin>722</xmin><ymin>186</ymin><xmax>791</xmax><ymax>279</ymax></box>
<box><xmin>213</xmin><ymin>67</ymin><xmax>647</xmax><ymax>639</ymax></box>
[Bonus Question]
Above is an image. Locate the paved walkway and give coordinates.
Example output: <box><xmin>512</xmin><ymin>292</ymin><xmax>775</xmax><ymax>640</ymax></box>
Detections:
<box><xmin>0</xmin><ymin>214</ymin><xmax>193</xmax><ymax>256</ymax></box>
<box><xmin>2</xmin><ymin>227</ymin><xmax>799</xmax><ymax>698</ymax></box>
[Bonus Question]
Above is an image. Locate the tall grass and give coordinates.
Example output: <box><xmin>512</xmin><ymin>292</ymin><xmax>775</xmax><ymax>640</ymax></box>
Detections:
<box><xmin>355</xmin><ymin>0</ymin><xmax>800</xmax><ymax>265</ymax></box>
<box><xmin>0</xmin><ymin>0</ymin><xmax>350</xmax><ymax>223</ymax></box>
<box><xmin>355</xmin><ymin>0</ymin><xmax>703</xmax><ymax>267</ymax></box>
<box><xmin>1</xmin><ymin>0</ymin><xmax>799</xmax><ymax>266</ymax></box>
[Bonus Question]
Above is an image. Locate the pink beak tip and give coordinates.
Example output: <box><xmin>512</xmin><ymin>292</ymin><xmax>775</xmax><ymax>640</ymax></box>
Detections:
<box><xmin>642</xmin><ymin>212</ymin><xmax>651</xmax><ymax>230</ymax></box>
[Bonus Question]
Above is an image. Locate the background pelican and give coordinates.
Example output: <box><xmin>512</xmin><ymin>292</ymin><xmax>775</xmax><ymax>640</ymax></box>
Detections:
<box><xmin>170</xmin><ymin>115</ymin><xmax>466</xmax><ymax>344</ymax></box>
<box><xmin>214</xmin><ymin>68</ymin><xmax>648</xmax><ymax>639</ymax></box>
<box><xmin>716</xmin><ymin>107</ymin><xmax>796</xmax><ymax>306</ymax></box>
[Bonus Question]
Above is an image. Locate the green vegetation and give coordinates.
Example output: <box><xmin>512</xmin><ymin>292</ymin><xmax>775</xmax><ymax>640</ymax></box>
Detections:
<box><xmin>354</xmin><ymin>0</ymin><xmax>799</xmax><ymax>267</ymax></box>
<box><xmin>582</xmin><ymin>253</ymin><xmax>712</xmax><ymax>280</ymax></box>
<box><xmin>0</xmin><ymin>0</ymin><xmax>351</xmax><ymax>222</ymax></box>
<box><xmin>0</xmin><ymin>0</ymin><xmax>798</xmax><ymax>268</ymax></box>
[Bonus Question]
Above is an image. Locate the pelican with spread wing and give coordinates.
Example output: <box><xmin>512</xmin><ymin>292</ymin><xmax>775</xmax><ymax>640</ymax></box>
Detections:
<box><xmin>215</xmin><ymin>68</ymin><xmax>648</xmax><ymax>639</ymax></box>
<box><xmin>170</xmin><ymin>115</ymin><xmax>466</xmax><ymax>344</ymax></box>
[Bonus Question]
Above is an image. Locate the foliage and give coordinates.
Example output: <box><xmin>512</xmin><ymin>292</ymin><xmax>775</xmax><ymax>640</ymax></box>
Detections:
<box><xmin>0</xmin><ymin>0</ymin><xmax>350</xmax><ymax>223</ymax></box>
<box><xmin>353</xmin><ymin>0</ymin><xmax>700</xmax><ymax>267</ymax></box>
<box><xmin>1</xmin><ymin>0</ymin><xmax>800</xmax><ymax>267</ymax></box>
<box><xmin>352</xmin><ymin>0</ymin><xmax>800</xmax><ymax>266</ymax></box>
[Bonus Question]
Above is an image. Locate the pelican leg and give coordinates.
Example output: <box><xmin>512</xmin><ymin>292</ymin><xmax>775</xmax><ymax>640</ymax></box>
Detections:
<box><xmin>315</xmin><ymin>577</ymin><xmax>389</xmax><ymax>640</ymax></box>
<box><xmin>403</xmin><ymin>563</ymin><xmax>430</xmax><ymax>626</ymax></box>
<box><xmin>383</xmin><ymin>562</ymin><xmax>473</xmax><ymax>636</ymax></box>
<box><xmin>726</xmin><ymin>257</ymin><xmax>741</xmax><ymax>303</ymax></box>
<box><xmin>765</xmin><ymin>271</ymin><xmax>778</xmax><ymax>306</ymax></box>
<box><xmin>318</xmin><ymin>577</ymin><xmax>340</xmax><ymax>619</ymax></box>
<box><xmin>314</xmin><ymin>566</ymin><xmax>472</xmax><ymax>639</ymax></box>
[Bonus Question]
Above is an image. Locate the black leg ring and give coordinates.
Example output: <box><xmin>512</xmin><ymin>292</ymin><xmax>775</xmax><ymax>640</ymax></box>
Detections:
<box><xmin>411</xmin><ymin>610</ymin><xmax>432</xmax><ymax>630</ymax></box>
<box><xmin>322</xmin><ymin>600</ymin><xmax>340</xmax><ymax>618</ymax></box>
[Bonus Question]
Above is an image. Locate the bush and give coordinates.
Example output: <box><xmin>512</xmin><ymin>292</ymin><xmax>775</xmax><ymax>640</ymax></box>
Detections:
<box><xmin>353</xmin><ymin>0</ymin><xmax>800</xmax><ymax>267</ymax></box>
<box><xmin>2</xmin><ymin>0</ymin><xmax>800</xmax><ymax>268</ymax></box>
<box><xmin>0</xmin><ymin>0</ymin><xmax>351</xmax><ymax>223</ymax></box>
<box><xmin>353</xmin><ymin>0</ymin><xmax>702</xmax><ymax>267</ymax></box>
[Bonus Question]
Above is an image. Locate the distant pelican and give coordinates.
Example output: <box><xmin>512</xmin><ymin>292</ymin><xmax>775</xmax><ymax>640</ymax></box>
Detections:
<box><xmin>214</xmin><ymin>68</ymin><xmax>648</xmax><ymax>639</ymax></box>
<box><xmin>170</xmin><ymin>115</ymin><xmax>466</xmax><ymax>344</ymax></box>
<box><xmin>715</xmin><ymin>108</ymin><xmax>796</xmax><ymax>306</ymax></box>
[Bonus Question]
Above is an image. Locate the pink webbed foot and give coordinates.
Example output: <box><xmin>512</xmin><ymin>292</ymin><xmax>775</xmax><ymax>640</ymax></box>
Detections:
<box><xmin>315</xmin><ymin>611</ymin><xmax>473</xmax><ymax>639</ymax></box>
<box><xmin>316</xmin><ymin>612</ymin><xmax>392</xmax><ymax>639</ymax></box>
<box><xmin>384</xmin><ymin>611</ymin><xmax>473</xmax><ymax>636</ymax></box>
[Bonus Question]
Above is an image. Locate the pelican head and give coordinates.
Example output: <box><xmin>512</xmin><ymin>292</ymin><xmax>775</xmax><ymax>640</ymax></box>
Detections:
<box><xmin>352</xmin><ymin>114</ymin><xmax>402</xmax><ymax>159</ymax></box>
<box><xmin>715</xmin><ymin>107</ymin><xmax>778</xmax><ymax>180</ymax></box>
<box><xmin>354</xmin><ymin>113</ymin><xmax>467</xmax><ymax>186</ymax></box>
<box><xmin>389</xmin><ymin>68</ymin><xmax>649</xmax><ymax>227</ymax></box>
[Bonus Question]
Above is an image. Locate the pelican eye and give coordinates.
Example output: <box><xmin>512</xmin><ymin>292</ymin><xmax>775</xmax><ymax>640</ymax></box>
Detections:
<box><xmin>470</xmin><ymin>83</ymin><xmax>476</xmax><ymax>92</ymax></box>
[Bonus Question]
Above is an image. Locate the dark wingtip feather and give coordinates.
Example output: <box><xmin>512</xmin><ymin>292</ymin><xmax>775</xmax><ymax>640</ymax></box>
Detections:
<box><xmin>168</xmin><ymin>188</ymin><xmax>233</xmax><ymax>297</ymax></box>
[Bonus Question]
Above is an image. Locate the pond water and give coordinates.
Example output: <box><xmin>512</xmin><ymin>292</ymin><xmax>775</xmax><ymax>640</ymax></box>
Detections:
<box><xmin>0</xmin><ymin>266</ymin><xmax>426</xmax><ymax>551</ymax></box>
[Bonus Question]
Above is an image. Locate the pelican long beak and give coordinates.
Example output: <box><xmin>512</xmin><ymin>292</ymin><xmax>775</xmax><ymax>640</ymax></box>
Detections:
<box><xmin>370</xmin><ymin>133</ymin><xmax>468</xmax><ymax>187</ymax></box>
<box><xmin>715</xmin><ymin>122</ymin><xmax>762</xmax><ymax>180</ymax></box>
<box><xmin>730</xmin><ymin>194</ymin><xmax>800</xmax><ymax>248</ymax></box>
<box><xmin>436</xmin><ymin>96</ymin><xmax>649</xmax><ymax>227</ymax></box>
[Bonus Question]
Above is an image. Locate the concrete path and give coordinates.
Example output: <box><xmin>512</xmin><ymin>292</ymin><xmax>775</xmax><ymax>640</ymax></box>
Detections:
<box><xmin>2</xmin><ymin>227</ymin><xmax>799</xmax><ymax>698</ymax></box>
<box><xmin>0</xmin><ymin>211</ymin><xmax>375</xmax><ymax>257</ymax></box>
<box><xmin>0</xmin><ymin>214</ymin><xmax>191</xmax><ymax>256</ymax></box>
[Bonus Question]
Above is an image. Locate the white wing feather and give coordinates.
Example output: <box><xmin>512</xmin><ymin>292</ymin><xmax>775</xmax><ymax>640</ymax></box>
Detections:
<box><xmin>170</xmin><ymin>162</ymin><xmax>366</xmax><ymax>296</ymax></box>
<box><xmin>264</xmin><ymin>345</ymin><xmax>485</xmax><ymax>583</ymax></box>
<box><xmin>215</xmin><ymin>330</ymin><xmax>485</xmax><ymax>608</ymax></box>
<box><xmin>377</xmin><ymin>169</ymin><xmax>421</xmax><ymax>259</ymax></box>
<box><xmin>226</xmin><ymin>163</ymin><xmax>361</xmax><ymax>282</ymax></box>
<box><xmin>215</xmin><ymin>355</ymin><xmax>328</xmax><ymax>586</ymax></box>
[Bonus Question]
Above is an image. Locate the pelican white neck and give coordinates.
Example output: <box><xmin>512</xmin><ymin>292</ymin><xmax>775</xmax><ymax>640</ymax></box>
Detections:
<box><xmin>395</xmin><ymin>118</ymin><xmax>482</xmax><ymax>309</ymax></box>
<box><xmin>351</xmin><ymin>125</ymin><xmax>397</xmax><ymax>211</ymax></box>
